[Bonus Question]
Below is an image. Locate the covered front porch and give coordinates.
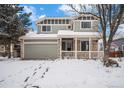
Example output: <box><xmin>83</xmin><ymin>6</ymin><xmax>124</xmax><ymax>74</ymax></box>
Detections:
<box><xmin>58</xmin><ymin>37</ymin><xmax>104</xmax><ymax>59</ymax></box>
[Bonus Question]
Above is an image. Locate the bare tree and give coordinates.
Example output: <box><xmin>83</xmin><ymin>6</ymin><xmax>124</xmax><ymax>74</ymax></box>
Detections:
<box><xmin>68</xmin><ymin>4</ymin><xmax>124</xmax><ymax>65</ymax></box>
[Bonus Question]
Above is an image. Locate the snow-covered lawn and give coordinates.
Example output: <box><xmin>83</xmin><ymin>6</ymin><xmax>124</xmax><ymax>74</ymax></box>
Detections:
<box><xmin>0</xmin><ymin>57</ymin><xmax>124</xmax><ymax>88</ymax></box>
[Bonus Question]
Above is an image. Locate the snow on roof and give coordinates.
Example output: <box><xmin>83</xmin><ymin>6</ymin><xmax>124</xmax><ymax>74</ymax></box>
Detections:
<box><xmin>19</xmin><ymin>31</ymin><xmax>57</xmax><ymax>39</ymax></box>
<box><xmin>20</xmin><ymin>30</ymin><xmax>101</xmax><ymax>40</ymax></box>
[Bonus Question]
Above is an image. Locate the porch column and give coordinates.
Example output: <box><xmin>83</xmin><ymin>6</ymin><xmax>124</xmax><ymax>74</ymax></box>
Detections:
<box><xmin>75</xmin><ymin>37</ymin><xmax>77</xmax><ymax>59</ymax></box>
<box><xmin>10</xmin><ymin>43</ymin><xmax>13</xmax><ymax>58</ymax></box>
<box><xmin>60</xmin><ymin>38</ymin><xmax>62</xmax><ymax>59</ymax></box>
<box><xmin>97</xmin><ymin>40</ymin><xmax>100</xmax><ymax>58</ymax></box>
<box><xmin>89</xmin><ymin>37</ymin><xmax>91</xmax><ymax>59</ymax></box>
<box><xmin>22</xmin><ymin>39</ymin><xmax>24</xmax><ymax>59</ymax></box>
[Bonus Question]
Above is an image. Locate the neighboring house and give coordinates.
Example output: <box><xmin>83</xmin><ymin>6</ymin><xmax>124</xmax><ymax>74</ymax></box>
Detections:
<box><xmin>110</xmin><ymin>38</ymin><xmax>124</xmax><ymax>57</ymax></box>
<box><xmin>0</xmin><ymin>45</ymin><xmax>5</xmax><ymax>56</ymax></box>
<box><xmin>19</xmin><ymin>13</ymin><xmax>104</xmax><ymax>59</ymax></box>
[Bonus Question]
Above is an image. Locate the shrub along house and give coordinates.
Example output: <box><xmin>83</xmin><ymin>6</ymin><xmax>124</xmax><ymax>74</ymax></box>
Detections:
<box><xmin>19</xmin><ymin>13</ymin><xmax>104</xmax><ymax>59</ymax></box>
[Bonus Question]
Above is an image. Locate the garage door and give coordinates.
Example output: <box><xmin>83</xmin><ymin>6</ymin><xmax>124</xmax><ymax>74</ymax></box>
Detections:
<box><xmin>24</xmin><ymin>44</ymin><xmax>58</xmax><ymax>59</ymax></box>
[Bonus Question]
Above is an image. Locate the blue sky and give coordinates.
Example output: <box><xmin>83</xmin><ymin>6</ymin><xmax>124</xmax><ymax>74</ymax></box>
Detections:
<box><xmin>21</xmin><ymin>4</ymin><xmax>70</xmax><ymax>31</ymax></box>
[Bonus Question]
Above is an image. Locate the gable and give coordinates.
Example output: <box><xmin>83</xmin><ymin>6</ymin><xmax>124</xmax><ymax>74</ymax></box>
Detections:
<box><xmin>73</xmin><ymin>13</ymin><xmax>99</xmax><ymax>20</ymax></box>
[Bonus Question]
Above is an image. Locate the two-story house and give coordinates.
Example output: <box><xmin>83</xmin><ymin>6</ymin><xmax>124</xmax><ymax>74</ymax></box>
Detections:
<box><xmin>19</xmin><ymin>13</ymin><xmax>104</xmax><ymax>59</ymax></box>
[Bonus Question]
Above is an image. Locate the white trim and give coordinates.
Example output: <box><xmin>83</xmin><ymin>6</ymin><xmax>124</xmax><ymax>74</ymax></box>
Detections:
<box><xmin>24</xmin><ymin>42</ymin><xmax>58</xmax><ymax>44</ymax></box>
<box><xmin>80</xmin><ymin>20</ymin><xmax>93</xmax><ymax>30</ymax></box>
<box><xmin>22</xmin><ymin>39</ymin><xmax>24</xmax><ymax>59</ymax></box>
<box><xmin>89</xmin><ymin>38</ymin><xmax>91</xmax><ymax>59</ymax></box>
<box><xmin>60</xmin><ymin>38</ymin><xmax>62</xmax><ymax>59</ymax></box>
<box><xmin>122</xmin><ymin>45</ymin><xmax>124</xmax><ymax>51</ymax></box>
<box><xmin>75</xmin><ymin>37</ymin><xmax>77</xmax><ymax>59</ymax></box>
<box><xmin>62</xmin><ymin>51</ymin><xmax>75</xmax><ymax>52</ymax></box>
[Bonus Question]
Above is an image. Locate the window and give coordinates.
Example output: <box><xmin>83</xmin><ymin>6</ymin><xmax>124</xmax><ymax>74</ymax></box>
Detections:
<box><xmin>59</xmin><ymin>20</ymin><xmax>62</xmax><ymax>24</ymax></box>
<box><xmin>81</xmin><ymin>21</ymin><xmax>91</xmax><ymax>28</ymax></box>
<box><xmin>55</xmin><ymin>20</ymin><xmax>58</xmax><ymax>24</ymax></box>
<box><xmin>48</xmin><ymin>20</ymin><xmax>50</xmax><ymax>24</ymax></box>
<box><xmin>66</xmin><ymin>19</ymin><xmax>69</xmax><ymax>24</ymax></box>
<box><xmin>44</xmin><ymin>20</ymin><xmax>47</xmax><ymax>24</ymax></box>
<box><xmin>51</xmin><ymin>20</ymin><xmax>54</xmax><ymax>24</ymax></box>
<box><xmin>91</xmin><ymin>16</ymin><xmax>94</xmax><ymax>20</ymax></box>
<box><xmin>87</xmin><ymin>16</ymin><xmax>90</xmax><ymax>20</ymax></box>
<box><xmin>42</xmin><ymin>26</ymin><xmax>51</xmax><ymax>32</ymax></box>
<box><xmin>62</xmin><ymin>41</ymin><xmax>73</xmax><ymax>51</ymax></box>
<box><xmin>81</xmin><ymin>41</ymin><xmax>89</xmax><ymax>51</ymax></box>
<box><xmin>122</xmin><ymin>45</ymin><xmax>124</xmax><ymax>51</ymax></box>
<box><xmin>83</xmin><ymin>16</ymin><xmax>86</xmax><ymax>20</ymax></box>
<box><xmin>61</xmin><ymin>20</ymin><xmax>65</xmax><ymax>24</ymax></box>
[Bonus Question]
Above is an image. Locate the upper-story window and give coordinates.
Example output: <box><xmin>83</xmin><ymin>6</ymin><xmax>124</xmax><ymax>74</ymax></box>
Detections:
<box><xmin>48</xmin><ymin>20</ymin><xmax>50</xmax><ymax>24</ymax></box>
<box><xmin>42</xmin><ymin>26</ymin><xmax>51</xmax><ymax>32</ymax></box>
<box><xmin>44</xmin><ymin>20</ymin><xmax>47</xmax><ymax>24</ymax></box>
<box><xmin>66</xmin><ymin>19</ymin><xmax>69</xmax><ymax>24</ymax></box>
<box><xmin>83</xmin><ymin>16</ymin><xmax>87</xmax><ymax>20</ymax></box>
<box><xmin>55</xmin><ymin>20</ymin><xmax>58</xmax><ymax>24</ymax></box>
<box><xmin>51</xmin><ymin>20</ymin><xmax>54</xmax><ymax>24</ymax></box>
<box><xmin>59</xmin><ymin>20</ymin><xmax>62</xmax><ymax>24</ymax></box>
<box><xmin>87</xmin><ymin>16</ymin><xmax>90</xmax><ymax>20</ymax></box>
<box><xmin>40</xmin><ymin>19</ymin><xmax>70</xmax><ymax>24</ymax></box>
<box><xmin>81</xmin><ymin>21</ymin><xmax>91</xmax><ymax>28</ymax></box>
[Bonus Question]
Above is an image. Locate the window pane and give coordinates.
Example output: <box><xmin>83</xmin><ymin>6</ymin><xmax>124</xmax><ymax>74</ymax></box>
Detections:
<box><xmin>51</xmin><ymin>20</ymin><xmax>54</xmax><ymax>24</ymax></box>
<box><xmin>81</xmin><ymin>41</ymin><xmax>89</xmax><ymax>51</ymax></box>
<box><xmin>83</xmin><ymin>16</ymin><xmax>86</xmax><ymax>20</ymax></box>
<box><xmin>44</xmin><ymin>20</ymin><xmax>47</xmax><ymax>24</ymax></box>
<box><xmin>66</xmin><ymin>20</ymin><xmax>69</xmax><ymax>24</ymax></box>
<box><xmin>91</xmin><ymin>16</ymin><xmax>94</xmax><ymax>20</ymax></box>
<box><xmin>87</xmin><ymin>16</ymin><xmax>90</xmax><ymax>20</ymax></box>
<box><xmin>42</xmin><ymin>26</ymin><xmax>51</xmax><ymax>31</ymax></box>
<box><xmin>62</xmin><ymin>42</ymin><xmax>65</xmax><ymax>50</ymax></box>
<box><xmin>55</xmin><ymin>20</ymin><xmax>58</xmax><ymax>24</ymax></box>
<box><xmin>59</xmin><ymin>20</ymin><xmax>61</xmax><ymax>24</ymax></box>
<box><xmin>81</xmin><ymin>22</ymin><xmax>91</xmax><ymax>28</ymax></box>
<box><xmin>42</xmin><ymin>26</ymin><xmax>46</xmax><ymax>31</ymax></box>
<box><xmin>47</xmin><ymin>26</ymin><xmax>51</xmax><ymax>31</ymax></box>
<box><xmin>48</xmin><ymin>20</ymin><xmax>50</xmax><ymax>24</ymax></box>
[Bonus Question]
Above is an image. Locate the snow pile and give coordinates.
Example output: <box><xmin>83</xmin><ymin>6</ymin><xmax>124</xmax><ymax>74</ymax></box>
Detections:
<box><xmin>0</xmin><ymin>58</ymin><xmax>124</xmax><ymax>88</ymax></box>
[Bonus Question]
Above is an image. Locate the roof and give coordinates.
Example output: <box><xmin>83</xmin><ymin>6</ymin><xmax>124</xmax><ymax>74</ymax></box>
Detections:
<box><xmin>19</xmin><ymin>32</ymin><xmax>57</xmax><ymax>40</ymax></box>
<box><xmin>20</xmin><ymin>30</ymin><xmax>101</xmax><ymax>40</ymax></box>
<box><xmin>36</xmin><ymin>13</ymin><xmax>99</xmax><ymax>24</ymax></box>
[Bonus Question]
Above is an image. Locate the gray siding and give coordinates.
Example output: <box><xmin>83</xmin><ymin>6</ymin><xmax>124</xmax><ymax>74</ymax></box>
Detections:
<box><xmin>73</xmin><ymin>20</ymin><xmax>98</xmax><ymax>32</ymax></box>
<box><xmin>24</xmin><ymin>44</ymin><xmax>58</xmax><ymax>59</ymax></box>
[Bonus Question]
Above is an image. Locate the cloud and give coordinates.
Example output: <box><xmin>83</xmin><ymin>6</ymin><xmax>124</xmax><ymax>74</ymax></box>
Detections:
<box><xmin>39</xmin><ymin>14</ymin><xmax>46</xmax><ymax>19</ymax></box>
<box><xmin>58</xmin><ymin>4</ymin><xmax>97</xmax><ymax>16</ymax></box>
<box><xmin>40</xmin><ymin>7</ymin><xmax>44</xmax><ymax>11</ymax></box>
<box><xmin>23</xmin><ymin>6</ymin><xmax>38</xmax><ymax>22</ymax></box>
<box><xmin>58</xmin><ymin>4</ymin><xmax>74</xmax><ymax>16</ymax></box>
